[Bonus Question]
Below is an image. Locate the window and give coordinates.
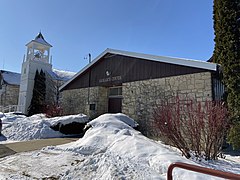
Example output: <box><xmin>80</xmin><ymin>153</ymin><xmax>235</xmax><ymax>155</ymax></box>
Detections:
<box><xmin>89</xmin><ymin>104</ymin><xmax>96</xmax><ymax>111</ymax></box>
<box><xmin>109</xmin><ymin>87</ymin><xmax>122</xmax><ymax>97</ymax></box>
<box><xmin>213</xmin><ymin>78</ymin><xmax>225</xmax><ymax>101</ymax></box>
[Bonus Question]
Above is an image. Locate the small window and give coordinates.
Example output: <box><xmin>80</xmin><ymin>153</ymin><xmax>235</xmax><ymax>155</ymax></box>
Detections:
<box><xmin>90</xmin><ymin>104</ymin><xmax>96</xmax><ymax>111</ymax></box>
<box><xmin>109</xmin><ymin>88</ymin><xmax>118</xmax><ymax>96</ymax></box>
<box><xmin>24</xmin><ymin>68</ymin><xmax>27</xmax><ymax>74</ymax></box>
<box><xmin>109</xmin><ymin>87</ymin><xmax>122</xmax><ymax>97</ymax></box>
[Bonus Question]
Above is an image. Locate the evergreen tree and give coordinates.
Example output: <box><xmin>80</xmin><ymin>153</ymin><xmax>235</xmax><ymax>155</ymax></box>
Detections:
<box><xmin>28</xmin><ymin>70</ymin><xmax>46</xmax><ymax>116</ymax></box>
<box><xmin>213</xmin><ymin>0</ymin><xmax>240</xmax><ymax>149</ymax></box>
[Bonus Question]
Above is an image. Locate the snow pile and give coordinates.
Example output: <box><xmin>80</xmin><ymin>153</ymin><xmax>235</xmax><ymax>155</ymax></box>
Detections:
<box><xmin>1</xmin><ymin>113</ymin><xmax>89</xmax><ymax>142</ymax></box>
<box><xmin>1</xmin><ymin>112</ymin><xmax>26</xmax><ymax>128</ymax></box>
<box><xmin>41</xmin><ymin>113</ymin><xmax>225</xmax><ymax>179</ymax></box>
<box><xmin>2</xmin><ymin>114</ymin><xmax>63</xmax><ymax>141</ymax></box>
<box><xmin>50</xmin><ymin>113</ymin><xmax>89</xmax><ymax>126</ymax></box>
<box><xmin>89</xmin><ymin>113</ymin><xmax>139</xmax><ymax>128</ymax></box>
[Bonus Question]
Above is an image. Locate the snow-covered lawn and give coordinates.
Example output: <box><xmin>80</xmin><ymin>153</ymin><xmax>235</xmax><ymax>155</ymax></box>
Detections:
<box><xmin>0</xmin><ymin>113</ymin><xmax>239</xmax><ymax>179</ymax></box>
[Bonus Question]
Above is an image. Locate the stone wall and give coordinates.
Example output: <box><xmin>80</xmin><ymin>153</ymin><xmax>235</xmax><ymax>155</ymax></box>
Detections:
<box><xmin>61</xmin><ymin>86</ymin><xmax>108</xmax><ymax>118</ymax></box>
<box><xmin>122</xmin><ymin>72</ymin><xmax>213</xmax><ymax>136</ymax></box>
<box><xmin>61</xmin><ymin>72</ymin><xmax>213</xmax><ymax>135</ymax></box>
<box><xmin>45</xmin><ymin>74</ymin><xmax>67</xmax><ymax>106</ymax></box>
<box><xmin>0</xmin><ymin>84</ymin><xmax>19</xmax><ymax>106</ymax></box>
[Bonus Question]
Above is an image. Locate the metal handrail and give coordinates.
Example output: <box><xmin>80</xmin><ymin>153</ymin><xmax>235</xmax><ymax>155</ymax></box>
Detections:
<box><xmin>167</xmin><ymin>162</ymin><xmax>240</xmax><ymax>180</ymax></box>
<box><xmin>0</xmin><ymin>105</ymin><xmax>24</xmax><ymax>113</ymax></box>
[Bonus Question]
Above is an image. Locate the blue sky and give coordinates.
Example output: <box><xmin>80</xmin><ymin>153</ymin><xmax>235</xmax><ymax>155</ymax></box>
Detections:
<box><xmin>0</xmin><ymin>0</ymin><xmax>214</xmax><ymax>73</ymax></box>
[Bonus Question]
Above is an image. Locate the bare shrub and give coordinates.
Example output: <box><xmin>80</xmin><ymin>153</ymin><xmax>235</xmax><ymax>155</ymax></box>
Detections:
<box><xmin>44</xmin><ymin>104</ymin><xmax>63</xmax><ymax>118</ymax></box>
<box><xmin>153</xmin><ymin>96</ymin><xmax>229</xmax><ymax>160</ymax></box>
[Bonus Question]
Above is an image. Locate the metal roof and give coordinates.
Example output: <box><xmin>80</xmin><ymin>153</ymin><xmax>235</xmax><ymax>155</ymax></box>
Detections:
<box><xmin>26</xmin><ymin>32</ymin><xmax>52</xmax><ymax>47</ymax></box>
<box><xmin>0</xmin><ymin>70</ymin><xmax>21</xmax><ymax>86</ymax></box>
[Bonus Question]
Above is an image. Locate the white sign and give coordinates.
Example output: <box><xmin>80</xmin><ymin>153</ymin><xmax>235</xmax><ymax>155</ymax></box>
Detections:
<box><xmin>99</xmin><ymin>76</ymin><xmax>122</xmax><ymax>83</ymax></box>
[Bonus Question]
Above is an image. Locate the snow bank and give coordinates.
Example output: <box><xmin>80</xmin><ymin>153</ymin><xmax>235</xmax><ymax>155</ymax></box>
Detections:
<box><xmin>50</xmin><ymin>113</ymin><xmax>89</xmax><ymax>126</ymax></box>
<box><xmin>1</xmin><ymin>113</ymin><xmax>89</xmax><ymax>142</ymax></box>
<box><xmin>44</xmin><ymin>113</ymin><xmax>220</xmax><ymax>179</ymax></box>
<box><xmin>2</xmin><ymin>114</ymin><xmax>63</xmax><ymax>141</ymax></box>
<box><xmin>89</xmin><ymin>113</ymin><xmax>138</xmax><ymax>128</ymax></box>
<box><xmin>1</xmin><ymin>112</ymin><xmax>26</xmax><ymax>128</ymax></box>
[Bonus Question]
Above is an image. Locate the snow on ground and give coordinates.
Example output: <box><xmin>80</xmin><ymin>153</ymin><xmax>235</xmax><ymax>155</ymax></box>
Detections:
<box><xmin>50</xmin><ymin>113</ymin><xmax>89</xmax><ymax>126</ymax></box>
<box><xmin>1</xmin><ymin>114</ymin><xmax>63</xmax><ymax>142</ymax></box>
<box><xmin>0</xmin><ymin>113</ymin><xmax>239</xmax><ymax>179</ymax></box>
<box><xmin>0</xmin><ymin>113</ymin><xmax>88</xmax><ymax>143</ymax></box>
<box><xmin>1</xmin><ymin>112</ymin><xmax>26</xmax><ymax>128</ymax></box>
<box><xmin>0</xmin><ymin>112</ymin><xmax>27</xmax><ymax>143</ymax></box>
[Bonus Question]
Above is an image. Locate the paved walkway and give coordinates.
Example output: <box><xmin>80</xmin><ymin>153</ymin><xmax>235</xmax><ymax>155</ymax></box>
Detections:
<box><xmin>0</xmin><ymin>138</ymin><xmax>78</xmax><ymax>158</ymax></box>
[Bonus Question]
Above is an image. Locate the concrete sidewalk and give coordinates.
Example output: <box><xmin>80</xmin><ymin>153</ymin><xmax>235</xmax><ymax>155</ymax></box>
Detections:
<box><xmin>0</xmin><ymin>138</ymin><xmax>78</xmax><ymax>158</ymax></box>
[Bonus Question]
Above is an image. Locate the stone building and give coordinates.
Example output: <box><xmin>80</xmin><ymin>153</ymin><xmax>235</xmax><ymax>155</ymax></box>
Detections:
<box><xmin>0</xmin><ymin>70</ymin><xmax>21</xmax><ymax>110</ymax></box>
<box><xmin>60</xmin><ymin>48</ymin><xmax>224</xmax><ymax>133</ymax></box>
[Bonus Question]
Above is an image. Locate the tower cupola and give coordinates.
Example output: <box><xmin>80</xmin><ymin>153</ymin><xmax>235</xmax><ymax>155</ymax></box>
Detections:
<box><xmin>25</xmin><ymin>32</ymin><xmax>52</xmax><ymax>64</ymax></box>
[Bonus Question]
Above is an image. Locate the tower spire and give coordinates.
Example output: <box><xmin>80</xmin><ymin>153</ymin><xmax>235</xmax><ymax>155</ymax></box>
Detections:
<box><xmin>35</xmin><ymin>31</ymin><xmax>45</xmax><ymax>40</ymax></box>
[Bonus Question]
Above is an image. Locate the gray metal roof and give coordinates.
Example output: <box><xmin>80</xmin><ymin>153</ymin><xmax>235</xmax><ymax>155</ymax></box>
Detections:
<box><xmin>0</xmin><ymin>70</ymin><xmax>21</xmax><ymax>85</ymax></box>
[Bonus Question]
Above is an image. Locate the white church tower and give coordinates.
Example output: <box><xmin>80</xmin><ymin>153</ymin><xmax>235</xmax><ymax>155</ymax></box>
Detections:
<box><xmin>18</xmin><ymin>32</ymin><xmax>53</xmax><ymax>114</ymax></box>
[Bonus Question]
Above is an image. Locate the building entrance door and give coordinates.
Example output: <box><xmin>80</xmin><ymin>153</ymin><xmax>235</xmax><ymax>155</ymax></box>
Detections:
<box><xmin>108</xmin><ymin>97</ymin><xmax>122</xmax><ymax>113</ymax></box>
<box><xmin>108</xmin><ymin>86</ymin><xmax>122</xmax><ymax>113</ymax></box>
